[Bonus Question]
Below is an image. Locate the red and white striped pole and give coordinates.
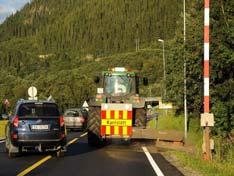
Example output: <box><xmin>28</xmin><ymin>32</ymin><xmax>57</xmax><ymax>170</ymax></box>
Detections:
<box><xmin>204</xmin><ymin>0</ymin><xmax>210</xmax><ymax>113</ymax></box>
<box><xmin>201</xmin><ymin>0</ymin><xmax>214</xmax><ymax>161</ymax></box>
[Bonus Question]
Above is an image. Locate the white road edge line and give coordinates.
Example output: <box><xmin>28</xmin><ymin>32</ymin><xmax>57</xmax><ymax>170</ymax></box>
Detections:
<box><xmin>142</xmin><ymin>146</ymin><xmax>165</xmax><ymax>176</ymax></box>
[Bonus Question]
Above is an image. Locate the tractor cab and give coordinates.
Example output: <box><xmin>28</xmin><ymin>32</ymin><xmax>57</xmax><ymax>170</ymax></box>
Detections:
<box><xmin>103</xmin><ymin>67</ymin><xmax>137</xmax><ymax>97</ymax></box>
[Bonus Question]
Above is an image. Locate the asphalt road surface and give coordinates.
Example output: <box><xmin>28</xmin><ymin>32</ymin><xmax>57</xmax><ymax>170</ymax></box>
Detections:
<box><xmin>0</xmin><ymin>132</ymin><xmax>184</xmax><ymax>176</ymax></box>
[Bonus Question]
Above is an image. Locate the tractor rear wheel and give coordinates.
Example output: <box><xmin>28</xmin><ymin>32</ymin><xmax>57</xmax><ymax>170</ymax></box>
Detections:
<box><xmin>135</xmin><ymin>108</ymin><xmax>146</xmax><ymax>128</ymax></box>
<box><xmin>87</xmin><ymin>107</ymin><xmax>102</xmax><ymax>147</ymax></box>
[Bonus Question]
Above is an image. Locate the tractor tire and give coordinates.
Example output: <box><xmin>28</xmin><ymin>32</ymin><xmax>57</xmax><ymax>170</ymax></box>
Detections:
<box><xmin>135</xmin><ymin>108</ymin><xmax>146</xmax><ymax>128</ymax></box>
<box><xmin>87</xmin><ymin>107</ymin><xmax>102</xmax><ymax>147</ymax></box>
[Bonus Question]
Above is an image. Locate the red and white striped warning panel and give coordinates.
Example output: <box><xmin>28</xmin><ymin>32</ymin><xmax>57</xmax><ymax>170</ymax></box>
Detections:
<box><xmin>101</xmin><ymin>103</ymin><xmax>132</xmax><ymax>137</ymax></box>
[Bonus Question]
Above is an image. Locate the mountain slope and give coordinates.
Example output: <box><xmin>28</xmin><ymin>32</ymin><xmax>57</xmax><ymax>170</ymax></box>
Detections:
<box><xmin>0</xmin><ymin>0</ymin><xmax>182</xmax><ymax>109</ymax></box>
<box><xmin>0</xmin><ymin>0</ymin><xmax>181</xmax><ymax>55</ymax></box>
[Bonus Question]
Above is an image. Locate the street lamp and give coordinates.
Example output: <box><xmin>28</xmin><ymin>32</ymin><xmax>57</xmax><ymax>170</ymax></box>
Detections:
<box><xmin>158</xmin><ymin>39</ymin><xmax>166</xmax><ymax>100</ymax></box>
<box><xmin>183</xmin><ymin>0</ymin><xmax>188</xmax><ymax>140</ymax></box>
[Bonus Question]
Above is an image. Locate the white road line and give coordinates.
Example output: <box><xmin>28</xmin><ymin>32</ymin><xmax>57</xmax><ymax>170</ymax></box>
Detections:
<box><xmin>142</xmin><ymin>146</ymin><xmax>165</xmax><ymax>176</ymax></box>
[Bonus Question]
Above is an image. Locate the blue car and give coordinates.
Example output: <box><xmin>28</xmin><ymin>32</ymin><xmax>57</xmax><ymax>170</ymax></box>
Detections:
<box><xmin>5</xmin><ymin>100</ymin><xmax>67</xmax><ymax>157</ymax></box>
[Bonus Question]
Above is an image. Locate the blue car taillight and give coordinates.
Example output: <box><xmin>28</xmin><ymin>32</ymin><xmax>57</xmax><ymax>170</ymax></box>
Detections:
<box><xmin>13</xmin><ymin>115</ymin><xmax>19</xmax><ymax>127</ymax></box>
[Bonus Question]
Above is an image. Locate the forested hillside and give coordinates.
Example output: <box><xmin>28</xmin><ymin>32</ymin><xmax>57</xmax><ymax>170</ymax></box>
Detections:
<box><xmin>0</xmin><ymin>0</ymin><xmax>180</xmax><ymax>109</ymax></box>
<box><xmin>0</xmin><ymin>0</ymin><xmax>179</xmax><ymax>55</ymax></box>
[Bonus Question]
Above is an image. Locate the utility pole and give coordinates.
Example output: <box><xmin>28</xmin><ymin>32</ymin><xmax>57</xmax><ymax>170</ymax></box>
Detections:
<box><xmin>158</xmin><ymin>39</ymin><xmax>166</xmax><ymax>100</ymax></box>
<box><xmin>135</xmin><ymin>38</ymin><xmax>140</xmax><ymax>52</ymax></box>
<box><xmin>201</xmin><ymin>0</ymin><xmax>214</xmax><ymax>161</ymax></box>
<box><xmin>183</xmin><ymin>0</ymin><xmax>188</xmax><ymax>140</ymax></box>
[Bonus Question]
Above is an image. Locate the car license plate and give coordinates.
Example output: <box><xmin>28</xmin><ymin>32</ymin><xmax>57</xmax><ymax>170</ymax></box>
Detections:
<box><xmin>31</xmin><ymin>125</ymin><xmax>49</xmax><ymax>130</ymax></box>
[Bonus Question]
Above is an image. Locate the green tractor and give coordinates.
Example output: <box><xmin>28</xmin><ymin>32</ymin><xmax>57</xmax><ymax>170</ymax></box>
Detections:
<box><xmin>87</xmin><ymin>67</ymin><xmax>157</xmax><ymax>146</ymax></box>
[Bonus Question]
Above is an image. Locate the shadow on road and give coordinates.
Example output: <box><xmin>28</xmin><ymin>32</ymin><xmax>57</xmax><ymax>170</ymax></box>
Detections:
<box><xmin>65</xmin><ymin>141</ymin><xmax>104</xmax><ymax>157</ymax></box>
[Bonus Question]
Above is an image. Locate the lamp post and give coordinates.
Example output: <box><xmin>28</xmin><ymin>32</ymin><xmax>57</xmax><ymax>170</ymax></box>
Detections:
<box><xmin>183</xmin><ymin>0</ymin><xmax>188</xmax><ymax>141</ymax></box>
<box><xmin>158</xmin><ymin>39</ymin><xmax>166</xmax><ymax>100</ymax></box>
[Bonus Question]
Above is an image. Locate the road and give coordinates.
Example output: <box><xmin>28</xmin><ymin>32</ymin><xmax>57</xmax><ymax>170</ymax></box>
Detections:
<box><xmin>0</xmin><ymin>132</ymin><xmax>184</xmax><ymax>176</ymax></box>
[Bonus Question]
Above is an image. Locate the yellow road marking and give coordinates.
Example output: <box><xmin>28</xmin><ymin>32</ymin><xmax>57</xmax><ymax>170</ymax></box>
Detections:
<box><xmin>17</xmin><ymin>155</ymin><xmax>52</xmax><ymax>176</ymax></box>
<box><xmin>80</xmin><ymin>132</ymin><xmax>88</xmax><ymax>138</ymax></box>
<box><xmin>66</xmin><ymin>138</ymin><xmax>78</xmax><ymax>146</ymax></box>
<box><xmin>67</xmin><ymin>132</ymin><xmax>87</xmax><ymax>146</ymax></box>
<box><xmin>17</xmin><ymin>132</ymin><xmax>88</xmax><ymax>176</ymax></box>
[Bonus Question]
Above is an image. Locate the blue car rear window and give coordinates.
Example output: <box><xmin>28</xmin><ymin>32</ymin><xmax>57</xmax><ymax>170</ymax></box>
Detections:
<box><xmin>18</xmin><ymin>103</ymin><xmax>60</xmax><ymax>117</ymax></box>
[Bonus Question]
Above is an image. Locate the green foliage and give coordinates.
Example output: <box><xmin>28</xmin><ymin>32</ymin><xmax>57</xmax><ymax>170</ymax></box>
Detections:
<box><xmin>209</xmin><ymin>1</ymin><xmax>234</xmax><ymax>138</ymax></box>
<box><xmin>0</xmin><ymin>0</ymin><xmax>180</xmax><ymax>112</ymax></box>
<box><xmin>165</xmin><ymin>1</ymin><xmax>233</xmax><ymax>138</ymax></box>
<box><xmin>156</xmin><ymin>109</ymin><xmax>184</xmax><ymax>131</ymax></box>
<box><xmin>166</xmin><ymin>2</ymin><xmax>203</xmax><ymax>113</ymax></box>
<box><xmin>212</xmin><ymin>101</ymin><xmax>231</xmax><ymax>138</ymax></box>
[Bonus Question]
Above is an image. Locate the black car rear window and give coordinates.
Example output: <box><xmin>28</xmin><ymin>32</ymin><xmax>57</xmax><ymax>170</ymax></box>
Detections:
<box><xmin>18</xmin><ymin>103</ymin><xmax>60</xmax><ymax>117</ymax></box>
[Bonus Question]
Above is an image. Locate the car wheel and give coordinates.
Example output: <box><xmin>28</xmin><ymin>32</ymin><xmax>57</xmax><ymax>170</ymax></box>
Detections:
<box><xmin>7</xmin><ymin>139</ymin><xmax>20</xmax><ymax>157</ymax></box>
<box><xmin>5</xmin><ymin>126</ymin><xmax>20</xmax><ymax>157</ymax></box>
<box><xmin>5</xmin><ymin>135</ymin><xmax>9</xmax><ymax>153</ymax></box>
<box><xmin>56</xmin><ymin>149</ymin><xmax>65</xmax><ymax>158</ymax></box>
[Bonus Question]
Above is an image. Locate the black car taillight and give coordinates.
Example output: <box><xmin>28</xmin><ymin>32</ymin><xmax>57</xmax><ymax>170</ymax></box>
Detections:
<box><xmin>13</xmin><ymin>115</ymin><xmax>19</xmax><ymax>127</ymax></box>
<box><xmin>59</xmin><ymin>116</ymin><xmax>64</xmax><ymax>127</ymax></box>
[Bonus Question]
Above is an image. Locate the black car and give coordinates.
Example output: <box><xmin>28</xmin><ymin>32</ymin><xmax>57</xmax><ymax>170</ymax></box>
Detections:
<box><xmin>5</xmin><ymin>100</ymin><xmax>67</xmax><ymax>157</ymax></box>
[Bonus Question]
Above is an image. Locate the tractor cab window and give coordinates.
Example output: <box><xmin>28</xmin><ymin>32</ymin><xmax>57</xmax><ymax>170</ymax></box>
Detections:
<box><xmin>104</xmin><ymin>75</ymin><xmax>135</xmax><ymax>96</ymax></box>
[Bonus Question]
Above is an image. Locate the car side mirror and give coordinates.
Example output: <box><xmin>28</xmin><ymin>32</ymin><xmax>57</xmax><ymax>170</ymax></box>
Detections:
<box><xmin>143</xmin><ymin>77</ymin><xmax>148</xmax><ymax>86</ymax></box>
<box><xmin>94</xmin><ymin>76</ymin><xmax>100</xmax><ymax>84</ymax></box>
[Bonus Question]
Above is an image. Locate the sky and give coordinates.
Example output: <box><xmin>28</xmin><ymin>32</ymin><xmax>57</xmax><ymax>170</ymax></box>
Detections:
<box><xmin>0</xmin><ymin>0</ymin><xmax>30</xmax><ymax>23</ymax></box>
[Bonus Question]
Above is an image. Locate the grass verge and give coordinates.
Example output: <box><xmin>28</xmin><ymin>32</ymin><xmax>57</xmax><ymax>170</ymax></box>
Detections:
<box><xmin>155</xmin><ymin>110</ymin><xmax>234</xmax><ymax>176</ymax></box>
<box><xmin>168</xmin><ymin>150</ymin><xmax>234</xmax><ymax>176</ymax></box>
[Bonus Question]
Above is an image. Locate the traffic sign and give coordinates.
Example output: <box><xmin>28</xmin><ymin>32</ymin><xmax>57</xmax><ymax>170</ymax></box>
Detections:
<box><xmin>28</xmin><ymin>86</ymin><xmax>37</xmax><ymax>100</ymax></box>
<box><xmin>82</xmin><ymin>101</ymin><xmax>89</xmax><ymax>111</ymax></box>
<box><xmin>82</xmin><ymin>101</ymin><xmax>89</xmax><ymax>108</ymax></box>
